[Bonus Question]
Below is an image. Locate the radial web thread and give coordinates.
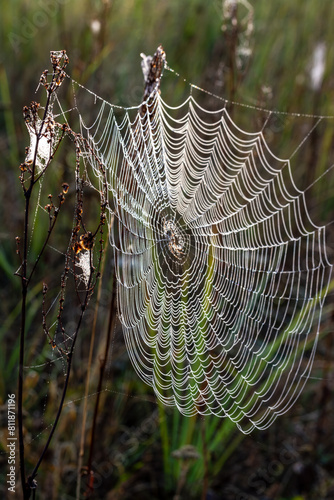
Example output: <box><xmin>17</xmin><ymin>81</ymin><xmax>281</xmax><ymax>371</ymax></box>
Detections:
<box><xmin>67</xmin><ymin>77</ymin><xmax>333</xmax><ymax>434</ymax></box>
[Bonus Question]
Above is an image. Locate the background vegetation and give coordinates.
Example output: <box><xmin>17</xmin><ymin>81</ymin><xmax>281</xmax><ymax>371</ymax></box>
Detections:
<box><xmin>1</xmin><ymin>1</ymin><xmax>334</xmax><ymax>499</ymax></box>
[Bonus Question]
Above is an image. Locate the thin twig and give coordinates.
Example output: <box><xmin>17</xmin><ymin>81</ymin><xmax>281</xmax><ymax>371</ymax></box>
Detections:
<box><xmin>17</xmin><ymin>51</ymin><xmax>76</xmax><ymax>498</ymax></box>
<box><xmin>76</xmin><ymin>245</ymin><xmax>108</xmax><ymax>499</ymax></box>
<box><xmin>27</xmin><ymin>183</ymin><xmax>66</xmax><ymax>284</ymax></box>
<box><xmin>18</xmin><ymin>193</ymin><xmax>29</xmax><ymax>499</ymax></box>
<box><xmin>85</xmin><ymin>269</ymin><xmax>117</xmax><ymax>495</ymax></box>
<box><xmin>18</xmin><ymin>84</ymin><xmax>55</xmax><ymax>500</ymax></box>
<box><xmin>27</xmin><ymin>259</ymin><xmax>93</xmax><ymax>488</ymax></box>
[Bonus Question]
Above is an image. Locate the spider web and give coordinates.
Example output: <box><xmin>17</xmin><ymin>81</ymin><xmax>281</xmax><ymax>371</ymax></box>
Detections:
<box><xmin>58</xmin><ymin>69</ymin><xmax>333</xmax><ymax>434</ymax></box>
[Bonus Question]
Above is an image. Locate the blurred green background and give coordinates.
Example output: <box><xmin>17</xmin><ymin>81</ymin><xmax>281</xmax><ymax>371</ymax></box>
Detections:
<box><xmin>1</xmin><ymin>1</ymin><xmax>334</xmax><ymax>499</ymax></box>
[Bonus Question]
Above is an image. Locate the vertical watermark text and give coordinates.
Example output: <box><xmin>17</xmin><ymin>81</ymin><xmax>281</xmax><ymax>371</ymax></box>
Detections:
<box><xmin>7</xmin><ymin>394</ymin><xmax>16</xmax><ymax>493</ymax></box>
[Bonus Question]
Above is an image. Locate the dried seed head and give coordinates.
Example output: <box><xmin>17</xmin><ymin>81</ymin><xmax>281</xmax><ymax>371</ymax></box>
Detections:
<box><xmin>40</xmin><ymin>69</ymin><xmax>48</xmax><ymax>87</ymax></box>
<box><xmin>80</xmin><ymin>232</ymin><xmax>94</xmax><ymax>250</ymax></box>
<box><xmin>58</xmin><ymin>192</ymin><xmax>65</xmax><ymax>204</ymax></box>
<box><xmin>73</xmin><ymin>242</ymin><xmax>82</xmax><ymax>254</ymax></box>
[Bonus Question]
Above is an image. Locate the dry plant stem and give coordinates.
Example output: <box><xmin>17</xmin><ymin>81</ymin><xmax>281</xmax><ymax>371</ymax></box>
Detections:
<box><xmin>140</xmin><ymin>44</ymin><xmax>165</xmax><ymax>117</ymax></box>
<box><xmin>27</xmin><ymin>163</ymin><xmax>107</xmax><ymax>493</ymax></box>
<box><xmin>76</xmin><ymin>246</ymin><xmax>107</xmax><ymax>500</ymax></box>
<box><xmin>28</xmin><ymin>186</ymin><xmax>65</xmax><ymax>283</ymax></box>
<box><xmin>18</xmin><ymin>194</ymin><xmax>29</xmax><ymax>499</ymax></box>
<box><xmin>86</xmin><ymin>271</ymin><xmax>117</xmax><ymax>494</ymax></box>
<box><xmin>27</xmin><ymin>265</ymin><xmax>93</xmax><ymax>489</ymax></box>
<box><xmin>18</xmin><ymin>86</ymin><xmax>55</xmax><ymax>500</ymax></box>
<box><xmin>17</xmin><ymin>51</ymin><xmax>99</xmax><ymax>498</ymax></box>
<box><xmin>29</xmin><ymin>152</ymin><xmax>106</xmax><ymax>484</ymax></box>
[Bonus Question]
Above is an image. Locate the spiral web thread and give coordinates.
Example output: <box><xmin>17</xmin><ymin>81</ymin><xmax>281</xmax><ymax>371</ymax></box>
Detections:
<box><xmin>67</xmin><ymin>75</ymin><xmax>333</xmax><ymax>433</ymax></box>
